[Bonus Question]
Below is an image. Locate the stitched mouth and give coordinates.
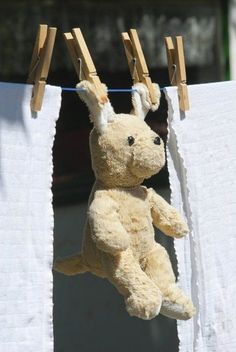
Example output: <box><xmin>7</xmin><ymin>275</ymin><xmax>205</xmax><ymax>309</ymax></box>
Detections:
<box><xmin>130</xmin><ymin>159</ymin><xmax>163</xmax><ymax>179</ymax></box>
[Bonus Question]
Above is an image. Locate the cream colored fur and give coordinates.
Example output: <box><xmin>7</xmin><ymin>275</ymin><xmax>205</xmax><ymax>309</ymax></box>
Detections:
<box><xmin>54</xmin><ymin>81</ymin><xmax>196</xmax><ymax>320</ymax></box>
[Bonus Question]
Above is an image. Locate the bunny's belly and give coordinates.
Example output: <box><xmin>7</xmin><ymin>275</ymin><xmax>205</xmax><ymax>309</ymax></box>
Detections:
<box><xmin>83</xmin><ymin>185</ymin><xmax>156</xmax><ymax>273</ymax></box>
<box><xmin>113</xmin><ymin>188</ymin><xmax>155</xmax><ymax>259</ymax></box>
<box><xmin>119</xmin><ymin>208</ymin><xmax>155</xmax><ymax>259</ymax></box>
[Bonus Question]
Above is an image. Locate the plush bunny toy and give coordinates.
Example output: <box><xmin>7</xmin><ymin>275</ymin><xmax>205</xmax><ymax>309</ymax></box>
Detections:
<box><xmin>54</xmin><ymin>80</ymin><xmax>195</xmax><ymax>320</ymax></box>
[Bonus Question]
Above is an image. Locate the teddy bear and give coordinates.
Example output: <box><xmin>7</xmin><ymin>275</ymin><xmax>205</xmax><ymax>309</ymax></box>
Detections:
<box><xmin>54</xmin><ymin>80</ymin><xmax>195</xmax><ymax>321</ymax></box>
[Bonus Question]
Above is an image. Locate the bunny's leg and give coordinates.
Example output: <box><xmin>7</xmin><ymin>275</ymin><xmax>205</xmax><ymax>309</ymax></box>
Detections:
<box><xmin>103</xmin><ymin>249</ymin><xmax>162</xmax><ymax>320</ymax></box>
<box><xmin>141</xmin><ymin>243</ymin><xmax>195</xmax><ymax>320</ymax></box>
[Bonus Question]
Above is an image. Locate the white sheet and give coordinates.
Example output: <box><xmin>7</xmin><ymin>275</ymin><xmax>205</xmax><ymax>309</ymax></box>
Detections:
<box><xmin>165</xmin><ymin>82</ymin><xmax>236</xmax><ymax>352</ymax></box>
<box><xmin>0</xmin><ymin>83</ymin><xmax>61</xmax><ymax>352</ymax></box>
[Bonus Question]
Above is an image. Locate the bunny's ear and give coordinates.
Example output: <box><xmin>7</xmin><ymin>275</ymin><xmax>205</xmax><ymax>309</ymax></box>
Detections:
<box><xmin>77</xmin><ymin>80</ymin><xmax>115</xmax><ymax>134</ymax></box>
<box><xmin>131</xmin><ymin>83</ymin><xmax>161</xmax><ymax>120</ymax></box>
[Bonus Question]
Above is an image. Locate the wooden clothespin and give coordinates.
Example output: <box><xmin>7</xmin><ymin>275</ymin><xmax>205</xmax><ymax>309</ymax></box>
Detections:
<box><xmin>63</xmin><ymin>28</ymin><xmax>107</xmax><ymax>103</ymax></box>
<box><xmin>27</xmin><ymin>24</ymin><xmax>57</xmax><ymax>112</ymax></box>
<box><xmin>165</xmin><ymin>36</ymin><xmax>189</xmax><ymax>111</ymax></box>
<box><xmin>121</xmin><ymin>29</ymin><xmax>157</xmax><ymax>104</ymax></box>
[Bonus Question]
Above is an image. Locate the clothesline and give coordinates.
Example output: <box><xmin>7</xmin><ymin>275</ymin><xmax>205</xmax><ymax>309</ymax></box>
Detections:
<box><xmin>62</xmin><ymin>87</ymin><xmax>135</xmax><ymax>93</ymax></box>
<box><xmin>0</xmin><ymin>82</ymin><xmax>165</xmax><ymax>94</ymax></box>
<box><xmin>62</xmin><ymin>87</ymin><xmax>165</xmax><ymax>93</ymax></box>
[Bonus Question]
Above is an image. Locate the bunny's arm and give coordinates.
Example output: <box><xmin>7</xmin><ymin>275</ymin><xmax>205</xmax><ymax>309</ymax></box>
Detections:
<box><xmin>148</xmin><ymin>188</ymin><xmax>189</xmax><ymax>238</ymax></box>
<box><xmin>88</xmin><ymin>192</ymin><xmax>130</xmax><ymax>254</ymax></box>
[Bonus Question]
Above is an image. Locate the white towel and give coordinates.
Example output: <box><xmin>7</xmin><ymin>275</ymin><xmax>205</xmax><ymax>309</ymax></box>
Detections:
<box><xmin>0</xmin><ymin>83</ymin><xmax>61</xmax><ymax>352</ymax></box>
<box><xmin>165</xmin><ymin>82</ymin><xmax>236</xmax><ymax>352</ymax></box>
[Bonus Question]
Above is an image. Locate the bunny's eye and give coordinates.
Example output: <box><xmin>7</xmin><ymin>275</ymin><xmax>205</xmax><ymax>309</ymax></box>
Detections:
<box><xmin>154</xmin><ymin>136</ymin><xmax>161</xmax><ymax>145</ymax></box>
<box><xmin>127</xmin><ymin>136</ymin><xmax>135</xmax><ymax>146</ymax></box>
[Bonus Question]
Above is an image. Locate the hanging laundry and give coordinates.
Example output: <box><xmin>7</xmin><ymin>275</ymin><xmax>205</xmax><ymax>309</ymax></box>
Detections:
<box><xmin>165</xmin><ymin>81</ymin><xmax>236</xmax><ymax>352</ymax></box>
<box><xmin>0</xmin><ymin>82</ymin><xmax>61</xmax><ymax>352</ymax></box>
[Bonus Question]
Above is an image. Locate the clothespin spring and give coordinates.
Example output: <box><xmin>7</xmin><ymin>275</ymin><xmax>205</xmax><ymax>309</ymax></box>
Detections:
<box><xmin>170</xmin><ymin>64</ymin><xmax>177</xmax><ymax>85</ymax></box>
<box><xmin>77</xmin><ymin>57</ymin><xmax>83</xmax><ymax>81</ymax></box>
<box><xmin>132</xmin><ymin>58</ymin><xmax>137</xmax><ymax>80</ymax></box>
<box><xmin>28</xmin><ymin>57</ymin><xmax>40</xmax><ymax>81</ymax></box>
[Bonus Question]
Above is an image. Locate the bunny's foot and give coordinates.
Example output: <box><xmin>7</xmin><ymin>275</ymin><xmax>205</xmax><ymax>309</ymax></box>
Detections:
<box><xmin>141</xmin><ymin>243</ymin><xmax>195</xmax><ymax>320</ymax></box>
<box><xmin>160</xmin><ymin>284</ymin><xmax>196</xmax><ymax>320</ymax></box>
<box><xmin>125</xmin><ymin>289</ymin><xmax>162</xmax><ymax>320</ymax></box>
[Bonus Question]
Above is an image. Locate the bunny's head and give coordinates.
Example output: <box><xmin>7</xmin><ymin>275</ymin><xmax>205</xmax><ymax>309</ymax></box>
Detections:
<box><xmin>77</xmin><ymin>81</ymin><xmax>165</xmax><ymax>188</ymax></box>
